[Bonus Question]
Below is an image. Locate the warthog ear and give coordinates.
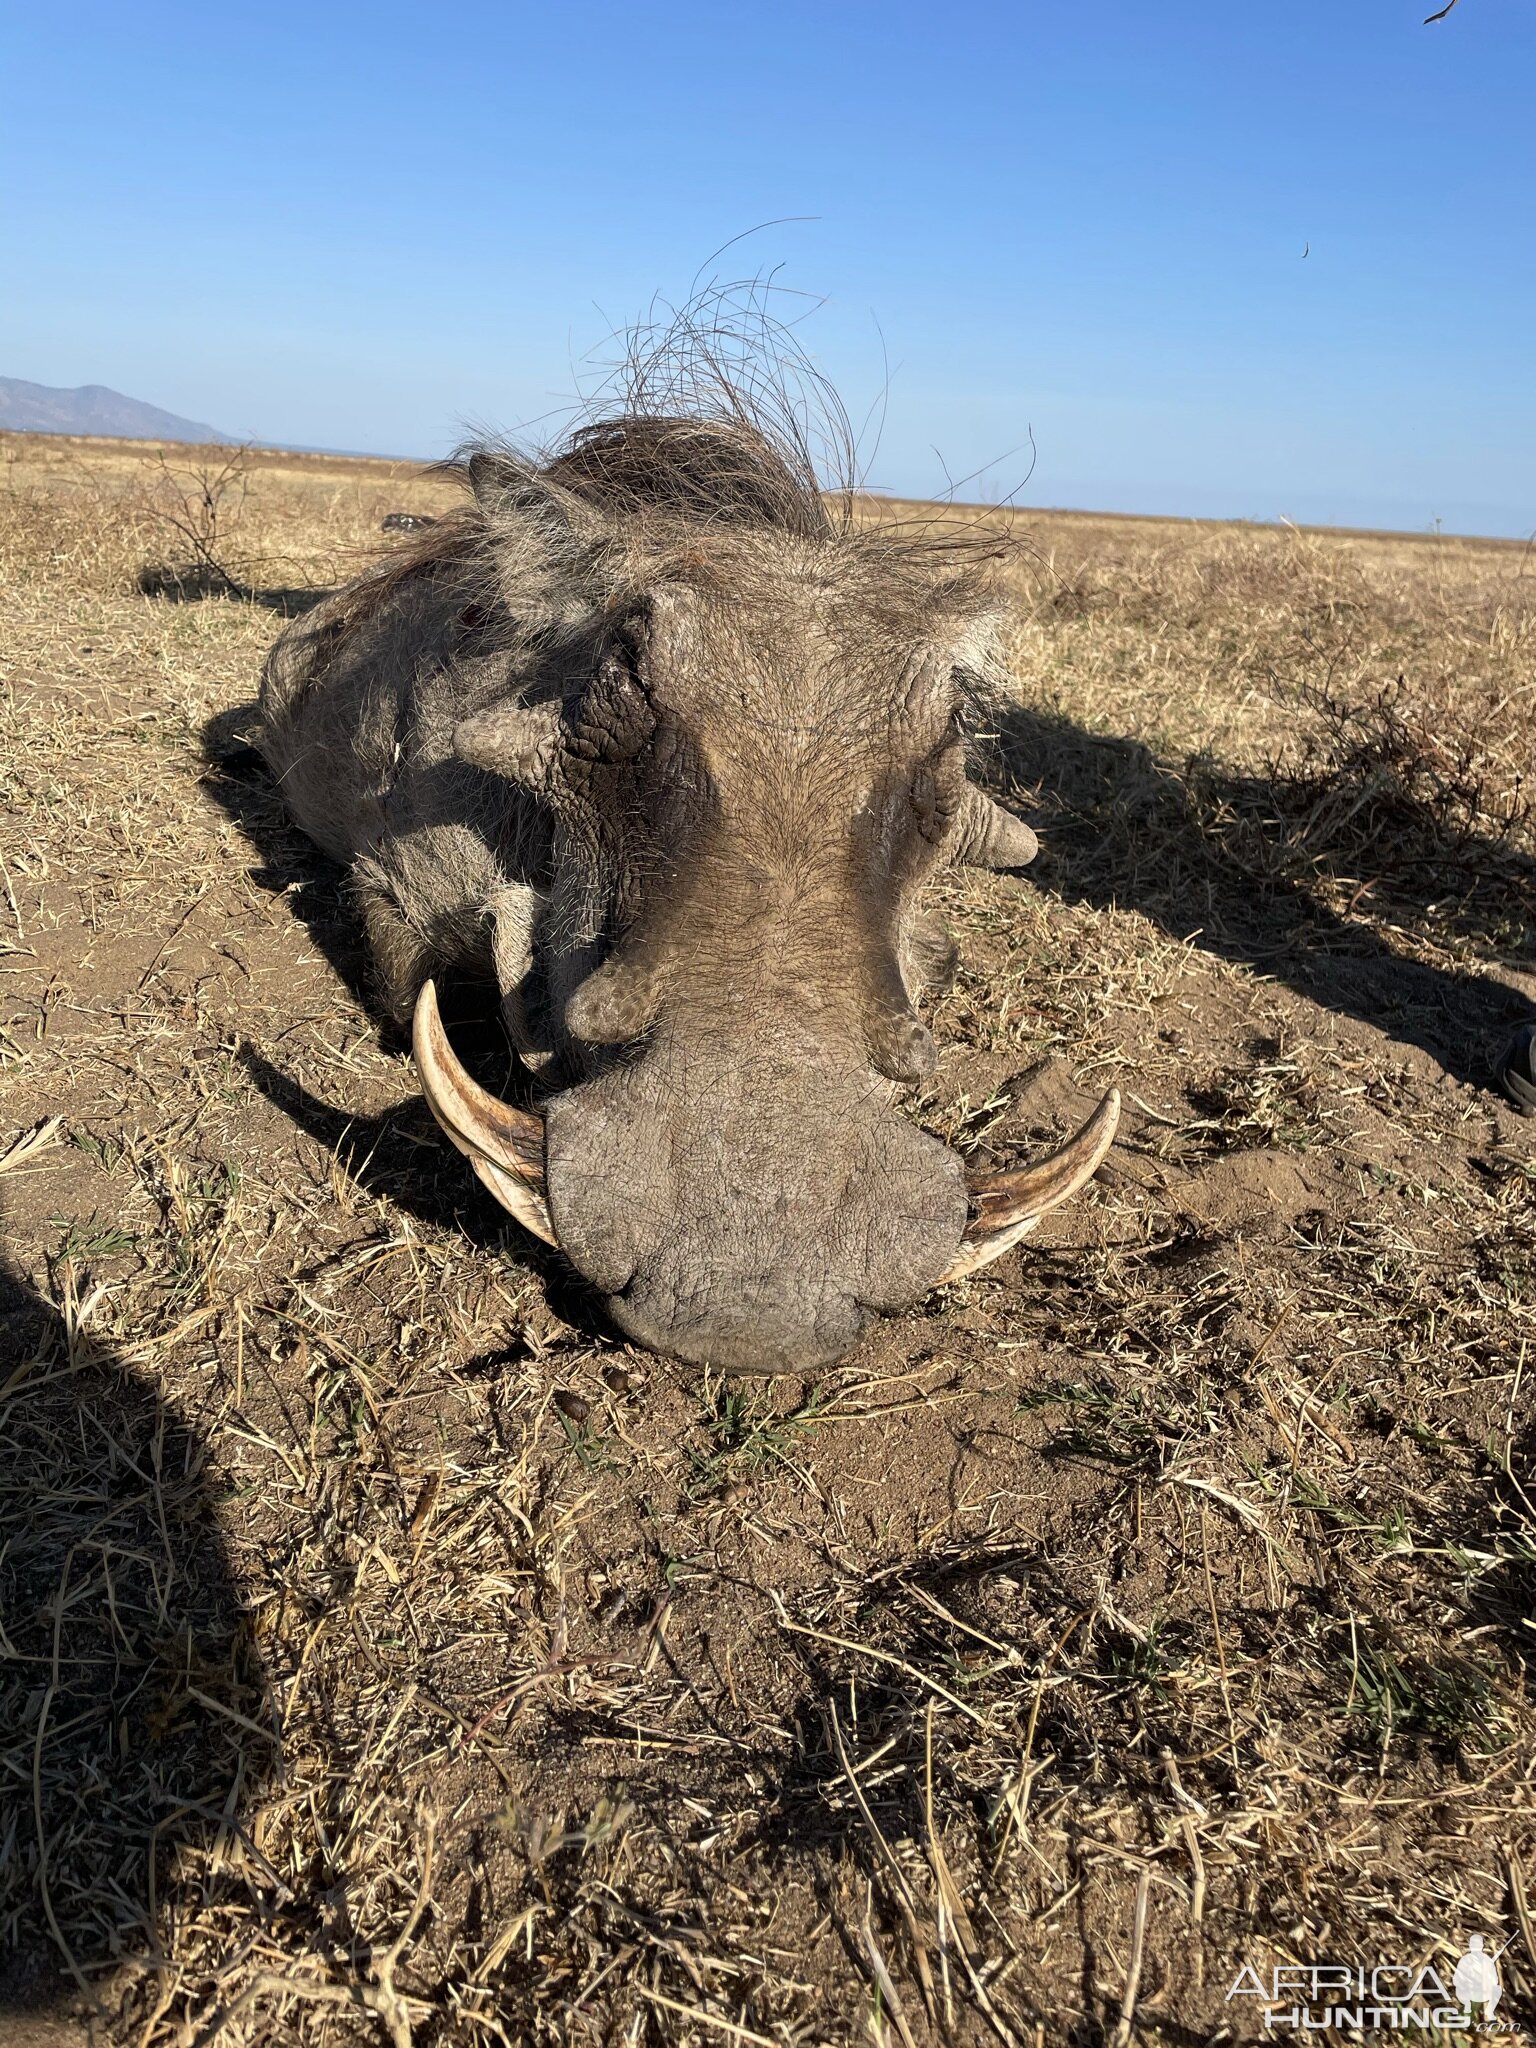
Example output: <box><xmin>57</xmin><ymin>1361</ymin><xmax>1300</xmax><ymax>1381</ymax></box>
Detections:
<box><xmin>467</xmin><ymin>450</ymin><xmax>528</xmax><ymax>507</ymax></box>
<box><xmin>467</xmin><ymin>450</ymin><xmax>603</xmax><ymax>541</ymax></box>
<box><xmin>950</xmin><ymin>784</ymin><xmax>1038</xmax><ymax>870</ymax></box>
<box><xmin>453</xmin><ymin>699</ymin><xmax>564</xmax><ymax>788</ymax></box>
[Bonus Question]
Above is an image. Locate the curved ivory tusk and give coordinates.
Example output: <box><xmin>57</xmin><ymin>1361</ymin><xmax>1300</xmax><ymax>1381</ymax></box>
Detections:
<box><xmin>939</xmin><ymin>1089</ymin><xmax>1120</xmax><ymax>1283</ymax></box>
<box><xmin>412</xmin><ymin>979</ymin><xmax>557</xmax><ymax>1246</ymax></box>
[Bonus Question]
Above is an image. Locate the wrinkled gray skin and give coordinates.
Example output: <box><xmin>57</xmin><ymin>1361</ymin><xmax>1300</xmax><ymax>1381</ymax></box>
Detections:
<box><xmin>259</xmin><ymin>415</ymin><xmax>1036</xmax><ymax>1371</ymax></box>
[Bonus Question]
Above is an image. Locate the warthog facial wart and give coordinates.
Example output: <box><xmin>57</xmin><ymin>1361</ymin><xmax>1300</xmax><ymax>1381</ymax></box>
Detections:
<box><xmin>259</xmin><ymin>401</ymin><xmax>1118</xmax><ymax>1371</ymax></box>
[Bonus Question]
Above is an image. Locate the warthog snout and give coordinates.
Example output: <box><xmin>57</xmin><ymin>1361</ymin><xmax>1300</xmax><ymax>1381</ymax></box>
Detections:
<box><xmin>542</xmin><ymin>1046</ymin><xmax>969</xmax><ymax>1373</ymax></box>
<box><xmin>414</xmin><ymin>982</ymin><xmax>1119</xmax><ymax>1373</ymax></box>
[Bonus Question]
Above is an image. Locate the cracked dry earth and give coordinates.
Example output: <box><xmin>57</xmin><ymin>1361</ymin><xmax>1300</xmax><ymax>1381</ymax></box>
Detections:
<box><xmin>2</xmin><ymin>433</ymin><xmax>1535</xmax><ymax>2046</ymax></box>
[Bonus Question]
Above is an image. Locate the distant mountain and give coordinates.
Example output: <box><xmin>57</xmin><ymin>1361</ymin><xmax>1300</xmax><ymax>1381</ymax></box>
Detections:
<box><xmin>0</xmin><ymin>377</ymin><xmax>231</xmax><ymax>444</ymax></box>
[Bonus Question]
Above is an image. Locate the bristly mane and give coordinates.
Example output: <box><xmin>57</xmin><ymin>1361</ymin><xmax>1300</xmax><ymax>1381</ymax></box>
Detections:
<box><xmin>357</xmin><ymin>280</ymin><xmax>1008</xmax><ymax>626</ymax></box>
<box><xmin>325</xmin><ymin>407</ymin><xmax>836</xmax><ymax>644</ymax></box>
<box><xmin>452</xmin><ymin>277</ymin><xmax>854</xmax><ymax>542</ymax></box>
<box><xmin>544</xmin><ymin>415</ymin><xmax>832</xmax><ymax>540</ymax></box>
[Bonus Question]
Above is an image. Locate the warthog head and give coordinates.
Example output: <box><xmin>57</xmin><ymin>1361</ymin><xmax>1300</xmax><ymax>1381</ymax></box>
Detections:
<box><xmin>412</xmin><ymin>416</ymin><xmax>1117</xmax><ymax>1370</ymax></box>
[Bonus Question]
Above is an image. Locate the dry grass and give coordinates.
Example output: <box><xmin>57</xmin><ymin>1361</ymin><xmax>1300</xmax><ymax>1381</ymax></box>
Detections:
<box><xmin>2</xmin><ymin>431</ymin><xmax>1535</xmax><ymax>2046</ymax></box>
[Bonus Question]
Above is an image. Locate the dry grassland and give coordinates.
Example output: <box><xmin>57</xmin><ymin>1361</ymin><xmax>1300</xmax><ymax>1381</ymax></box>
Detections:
<box><xmin>2</xmin><ymin>430</ymin><xmax>1535</xmax><ymax>2046</ymax></box>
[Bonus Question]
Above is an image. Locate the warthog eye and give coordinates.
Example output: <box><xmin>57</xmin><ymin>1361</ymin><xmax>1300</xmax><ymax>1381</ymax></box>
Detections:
<box><xmin>909</xmin><ymin>736</ymin><xmax>966</xmax><ymax>845</ymax></box>
<box><xmin>567</xmin><ymin>630</ymin><xmax>656</xmax><ymax>765</ymax></box>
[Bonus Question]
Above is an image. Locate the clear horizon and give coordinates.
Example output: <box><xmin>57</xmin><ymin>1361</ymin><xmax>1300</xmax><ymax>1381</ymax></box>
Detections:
<box><xmin>4</xmin><ymin>1</ymin><xmax>1533</xmax><ymax>538</ymax></box>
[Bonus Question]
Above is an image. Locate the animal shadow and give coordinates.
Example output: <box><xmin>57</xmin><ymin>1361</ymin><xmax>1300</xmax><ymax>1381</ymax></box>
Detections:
<box><xmin>0</xmin><ymin>1261</ymin><xmax>272</xmax><ymax>2032</ymax></box>
<box><xmin>992</xmin><ymin>699</ymin><xmax>1536</xmax><ymax>1093</ymax></box>
<box><xmin>238</xmin><ymin>1044</ymin><xmax>615</xmax><ymax>1339</ymax></box>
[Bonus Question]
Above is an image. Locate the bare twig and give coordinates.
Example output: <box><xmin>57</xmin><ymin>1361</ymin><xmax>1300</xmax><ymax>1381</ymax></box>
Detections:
<box><xmin>826</xmin><ymin>1698</ymin><xmax>937</xmax><ymax>2019</ymax></box>
<box><xmin>634</xmin><ymin>1986</ymin><xmax>780</xmax><ymax>2046</ymax></box>
<box><xmin>0</xmin><ymin>1114</ymin><xmax>64</xmax><ymax>1176</ymax></box>
<box><xmin>1109</xmin><ymin>1872</ymin><xmax>1152</xmax><ymax>2048</ymax></box>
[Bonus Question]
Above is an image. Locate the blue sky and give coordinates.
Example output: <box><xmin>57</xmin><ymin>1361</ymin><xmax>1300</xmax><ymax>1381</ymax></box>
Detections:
<box><xmin>5</xmin><ymin>1</ymin><xmax>1533</xmax><ymax>534</ymax></box>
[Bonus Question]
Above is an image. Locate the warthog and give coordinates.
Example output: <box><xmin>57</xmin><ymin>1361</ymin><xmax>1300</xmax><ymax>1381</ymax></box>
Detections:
<box><xmin>259</xmin><ymin>410</ymin><xmax>1117</xmax><ymax>1371</ymax></box>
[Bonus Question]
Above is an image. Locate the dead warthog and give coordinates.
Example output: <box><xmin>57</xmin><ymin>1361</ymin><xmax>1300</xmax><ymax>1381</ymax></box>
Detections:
<box><xmin>259</xmin><ymin>409</ymin><xmax>1117</xmax><ymax>1370</ymax></box>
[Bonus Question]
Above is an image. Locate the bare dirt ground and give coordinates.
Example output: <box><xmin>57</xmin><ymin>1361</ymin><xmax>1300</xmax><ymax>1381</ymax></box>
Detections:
<box><xmin>2</xmin><ymin>430</ymin><xmax>1535</xmax><ymax>2046</ymax></box>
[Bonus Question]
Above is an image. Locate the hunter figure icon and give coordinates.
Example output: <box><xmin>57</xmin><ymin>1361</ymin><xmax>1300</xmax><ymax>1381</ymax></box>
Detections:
<box><xmin>1452</xmin><ymin>1935</ymin><xmax>1502</xmax><ymax>2016</ymax></box>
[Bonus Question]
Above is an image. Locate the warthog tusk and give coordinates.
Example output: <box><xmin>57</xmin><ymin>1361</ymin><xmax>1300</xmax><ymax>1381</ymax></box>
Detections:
<box><xmin>938</xmin><ymin>1089</ymin><xmax>1120</xmax><ymax>1283</ymax></box>
<box><xmin>412</xmin><ymin>980</ymin><xmax>557</xmax><ymax>1246</ymax></box>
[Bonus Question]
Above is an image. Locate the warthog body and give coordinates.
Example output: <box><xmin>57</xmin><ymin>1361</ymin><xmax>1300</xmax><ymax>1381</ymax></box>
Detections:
<box><xmin>260</xmin><ymin>411</ymin><xmax>1114</xmax><ymax>1371</ymax></box>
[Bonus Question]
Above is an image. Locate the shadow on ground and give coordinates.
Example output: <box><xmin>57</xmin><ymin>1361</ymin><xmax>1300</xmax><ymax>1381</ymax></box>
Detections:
<box><xmin>0</xmin><ymin>1260</ymin><xmax>272</xmax><ymax>2035</ymax></box>
<box><xmin>138</xmin><ymin>563</ymin><xmax>331</xmax><ymax>616</ymax></box>
<box><xmin>992</xmin><ymin>699</ymin><xmax>1536</xmax><ymax>1093</ymax></box>
<box><xmin>235</xmin><ymin>1044</ymin><xmax>609</xmax><ymax>1340</ymax></box>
